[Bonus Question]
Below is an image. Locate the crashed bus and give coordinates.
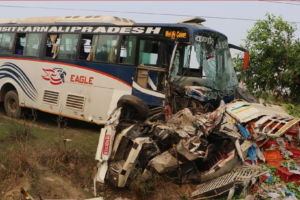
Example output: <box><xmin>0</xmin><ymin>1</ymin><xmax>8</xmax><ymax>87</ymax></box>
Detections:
<box><xmin>0</xmin><ymin>15</ymin><xmax>251</xmax><ymax>123</ymax></box>
<box><xmin>93</xmin><ymin>16</ymin><xmax>300</xmax><ymax>199</ymax></box>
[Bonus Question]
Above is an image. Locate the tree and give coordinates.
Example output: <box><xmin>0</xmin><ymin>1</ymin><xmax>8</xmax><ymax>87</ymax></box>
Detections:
<box><xmin>236</xmin><ymin>13</ymin><xmax>300</xmax><ymax>104</ymax></box>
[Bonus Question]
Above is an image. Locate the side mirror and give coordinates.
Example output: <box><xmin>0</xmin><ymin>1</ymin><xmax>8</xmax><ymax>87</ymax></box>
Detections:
<box><xmin>243</xmin><ymin>52</ymin><xmax>249</xmax><ymax>70</ymax></box>
<box><xmin>228</xmin><ymin>44</ymin><xmax>249</xmax><ymax>70</ymax></box>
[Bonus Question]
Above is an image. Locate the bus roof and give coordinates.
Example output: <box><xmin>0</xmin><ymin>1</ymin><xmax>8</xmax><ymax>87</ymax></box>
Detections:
<box><xmin>0</xmin><ymin>15</ymin><xmax>136</xmax><ymax>25</ymax></box>
<box><xmin>0</xmin><ymin>15</ymin><xmax>227</xmax><ymax>39</ymax></box>
<box><xmin>0</xmin><ymin>15</ymin><xmax>206</xmax><ymax>25</ymax></box>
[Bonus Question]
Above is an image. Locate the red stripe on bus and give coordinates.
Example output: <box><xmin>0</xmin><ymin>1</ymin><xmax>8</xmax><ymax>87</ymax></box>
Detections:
<box><xmin>42</xmin><ymin>76</ymin><xmax>50</xmax><ymax>81</ymax></box>
<box><xmin>50</xmin><ymin>81</ymin><xmax>62</xmax><ymax>85</ymax></box>
<box><xmin>0</xmin><ymin>57</ymin><xmax>132</xmax><ymax>88</ymax></box>
<box><xmin>51</xmin><ymin>77</ymin><xmax>61</xmax><ymax>81</ymax></box>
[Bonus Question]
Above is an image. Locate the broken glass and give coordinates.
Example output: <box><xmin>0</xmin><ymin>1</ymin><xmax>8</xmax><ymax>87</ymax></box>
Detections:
<box><xmin>193</xmin><ymin>32</ymin><xmax>238</xmax><ymax>99</ymax></box>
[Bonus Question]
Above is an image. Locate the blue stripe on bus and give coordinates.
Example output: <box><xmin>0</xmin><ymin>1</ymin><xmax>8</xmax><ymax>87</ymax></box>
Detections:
<box><xmin>0</xmin><ymin>56</ymin><xmax>136</xmax><ymax>87</ymax></box>
<box><xmin>3</xmin><ymin>62</ymin><xmax>38</xmax><ymax>93</ymax></box>
<box><xmin>0</xmin><ymin>68</ymin><xmax>37</xmax><ymax>100</ymax></box>
<box><xmin>132</xmin><ymin>87</ymin><xmax>164</xmax><ymax>107</ymax></box>
<box><xmin>57</xmin><ymin>60</ymin><xmax>135</xmax><ymax>86</ymax></box>
<box><xmin>0</xmin><ymin>66</ymin><xmax>38</xmax><ymax>101</ymax></box>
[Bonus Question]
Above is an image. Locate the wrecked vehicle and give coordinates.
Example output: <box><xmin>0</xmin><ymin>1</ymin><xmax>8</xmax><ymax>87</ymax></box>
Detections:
<box><xmin>94</xmin><ymin>16</ymin><xmax>300</xmax><ymax>199</ymax></box>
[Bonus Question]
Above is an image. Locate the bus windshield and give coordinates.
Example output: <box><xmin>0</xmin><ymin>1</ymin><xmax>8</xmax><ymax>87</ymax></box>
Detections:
<box><xmin>173</xmin><ymin>32</ymin><xmax>238</xmax><ymax>99</ymax></box>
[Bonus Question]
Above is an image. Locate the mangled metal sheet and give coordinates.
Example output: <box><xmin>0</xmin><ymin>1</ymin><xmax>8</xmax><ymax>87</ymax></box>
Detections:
<box><xmin>250</xmin><ymin>116</ymin><xmax>300</xmax><ymax>138</ymax></box>
<box><xmin>167</xmin><ymin>108</ymin><xmax>198</xmax><ymax>138</ymax></box>
<box><xmin>165</xmin><ymin>101</ymin><xmax>226</xmax><ymax>138</ymax></box>
<box><xmin>184</xmin><ymin>86</ymin><xmax>206</xmax><ymax>102</ymax></box>
<box><xmin>251</xmin><ymin>103</ymin><xmax>293</xmax><ymax>118</ymax></box>
<box><xmin>194</xmin><ymin>100</ymin><xmax>226</xmax><ymax>136</ymax></box>
<box><xmin>191</xmin><ymin>168</ymin><xmax>257</xmax><ymax>199</ymax></box>
<box><xmin>272</xmin><ymin>118</ymin><xmax>300</xmax><ymax>137</ymax></box>
<box><xmin>141</xmin><ymin>101</ymin><xmax>228</xmax><ymax>178</ymax></box>
<box><xmin>226</xmin><ymin>102</ymin><xmax>263</xmax><ymax>123</ymax></box>
<box><xmin>95</xmin><ymin>107</ymin><xmax>122</xmax><ymax>183</ymax></box>
<box><xmin>108</xmin><ymin>137</ymin><xmax>153</xmax><ymax>187</ymax></box>
<box><xmin>218</xmin><ymin>113</ymin><xmax>242</xmax><ymax>139</ymax></box>
<box><xmin>199</xmin><ymin>140</ymin><xmax>254</xmax><ymax>183</ymax></box>
<box><xmin>142</xmin><ymin>138</ymin><xmax>204</xmax><ymax>178</ymax></box>
<box><xmin>226</xmin><ymin>102</ymin><xmax>293</xmax><ymax>123</ymax></box>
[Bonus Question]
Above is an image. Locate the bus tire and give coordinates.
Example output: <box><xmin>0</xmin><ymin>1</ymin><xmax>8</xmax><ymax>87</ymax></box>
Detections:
<box><xmin>117</xmin><ymin>95</ymin><xmax>149</xmax><ymax>120</ymax></box>
<box><xmin>233</xmin><ymin>87</ymin><xmax>258</xmax><ymax>103</ymax></box>
<box><xmin>4</xmin><ymin>90</ymin><xmax>21</xmax><ymax>118</ymax></box>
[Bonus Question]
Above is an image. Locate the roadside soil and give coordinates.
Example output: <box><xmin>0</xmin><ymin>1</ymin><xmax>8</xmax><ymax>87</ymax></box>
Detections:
<box><xmin>0</xmin><ymin>105</ymin><xmax>193</xmax><ymax>200</ymax></box>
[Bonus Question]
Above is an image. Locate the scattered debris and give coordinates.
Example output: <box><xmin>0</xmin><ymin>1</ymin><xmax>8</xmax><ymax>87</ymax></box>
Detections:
<box><xmin>20</xmin><ymin>187</ymin><xmax>34</xmax><ymax>200</ymax></box>
<box><xmin>94</xmin><ymin>96</ymin><xmax>300</xmax><ymax>199</ymax></box>
<box><xmin>191</xmin><ymin>168</ymin><xmax>258</xmax><ymax>199</ymax></box>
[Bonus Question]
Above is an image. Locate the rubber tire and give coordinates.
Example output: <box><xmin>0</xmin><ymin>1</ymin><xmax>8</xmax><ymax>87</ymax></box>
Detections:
<box><xmin>117</xmin><ymin>95</ymin><xmax>149</xmax><ymax>120</ymax></box>
<box><xmin>233</xmin><ymin>87</ymin><xmax>258</xmax><ymax>103</ymax></box>
<box><xmin>4</xmin><ymin>90</ymin><xmax>21</xmax><ymax>118</ymax></box>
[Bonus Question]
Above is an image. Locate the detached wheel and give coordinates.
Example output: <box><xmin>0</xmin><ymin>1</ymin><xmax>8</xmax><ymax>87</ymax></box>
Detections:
<box><xmin>4</xmin><ymin>90</ymin><xmax>21</xmax><ymax>118</ymax></box>
<box><xmin>233</xmin><ymin>87</ymin><xmax>258</xmax><ymax>103</ymax></box>
<box><xmin>117</xmin><ymin>95</ymin><xmax>149</xmax><ymax>120</ymax></box>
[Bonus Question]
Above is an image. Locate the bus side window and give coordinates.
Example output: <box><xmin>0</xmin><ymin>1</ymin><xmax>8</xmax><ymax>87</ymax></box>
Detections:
<box><xmin>57</xmin><ymin>34</ymin><xmax>79</xmax><ymax>60</ymax></box>
<box><xmin>138</xmin><ymin>40</ymin><xmax>159</xmax><ymax>66</ymax></box>
<box><xmin>24</xmin><ymin>33</ymin><xmax>43</xmax><ymax>57</ymax></box>
<box><xmin>45</xmin><ymin>34</ymin><xmax>61</xmax><ymax>58</ymax></box>
<box><xmin>14</xmin><ymin>33</ymin><xmax>26</xmax><ymax>55</ymax></box>
<box><xmin>0</xmin><ymin>33</ymin><xmax>15</xmax><ymax>54</ymax></box>
<box><xmin>95</xmin><ymin>35</ymin><xmax>119</xmax><ymax>63</ymax></box>
<box><xmin>87</xmin><ymin>35</ymin><xmax>99</xmax><ymax>61</ymax></box>
<box><xmin>119</xmin><ymin>35</ymin><xmax>136</xmax><ymax>65</ymax></box>
<box><xmin>78</xmin><ymin>34</ymin><xmax>95</xmax><ymax>61</ymax></box>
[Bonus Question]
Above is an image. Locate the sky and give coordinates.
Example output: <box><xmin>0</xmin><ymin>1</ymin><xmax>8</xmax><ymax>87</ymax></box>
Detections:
<box><xmin>0</xmin><ymin>1</ymin><xmax>299</xmax><ymax>57</ymax></box>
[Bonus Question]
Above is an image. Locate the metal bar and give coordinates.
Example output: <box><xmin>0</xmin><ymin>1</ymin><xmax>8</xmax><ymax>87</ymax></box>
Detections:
<box><xmin>261</xmin><ymin>119</ymin><xmax>275</xmax><ymax>133</ymax></box>
<box><xmin>267</xmin><ymin>120</ymin><xmax>286</xmax><ymax>135</ymax></box>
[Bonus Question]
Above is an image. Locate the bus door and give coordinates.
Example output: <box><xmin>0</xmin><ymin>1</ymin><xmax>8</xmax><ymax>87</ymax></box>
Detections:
<box><xmin>132</xmin><ymin>38</ymin><xmax>171</xmax><ymax>106</ymax></box>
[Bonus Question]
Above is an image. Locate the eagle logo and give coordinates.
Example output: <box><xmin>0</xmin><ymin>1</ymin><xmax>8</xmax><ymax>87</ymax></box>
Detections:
<box><xmin>42</xmin><ymin>68</ymin><xmax>67</xmax><ymax>85</ymax></box>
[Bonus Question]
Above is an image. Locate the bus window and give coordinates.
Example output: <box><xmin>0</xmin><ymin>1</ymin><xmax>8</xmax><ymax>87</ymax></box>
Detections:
<box><xmin>57</xmin><ymin>34</ymin><xmax>79</xmax><ymax>60</ymax></box>
<box><xmin>24</xmin><ymin>33</ymin><xmax>43</xmax><ymax>57</ymax></box>
<box><xmin>14</xmin><ymin>33</ymin><xmax>26</xmax><ymax>55</ymax></box>
<box><xmin>79</xmin><ymin>34</ymin><xmax>99</xmax><ymax>61</ymax></box>
<box><xmin>138</xmin><ymin>40</ymin><xmax>159</xmax><ymax>66</ymax></box>
<box><xmin>45</xmin><ymin>34</ymin><xmax>60</xmax><ymax>58</ymax></box>
<box><xmin>0</xmin><ymin>33</ymin><xmax>15</xmax><ymax>54</ymax></box>
<box><xmin>95</xmin><ymin>35</ymin><xmax>119</xmax><ymax>63</ymax></box>
<box><xmin>119</xmin><ymin>35</ymin><xmax>136</xmax><ymax>65</ymax></box>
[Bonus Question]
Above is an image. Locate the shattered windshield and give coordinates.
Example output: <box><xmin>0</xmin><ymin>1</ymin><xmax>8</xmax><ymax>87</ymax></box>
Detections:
<box><xmin>172</xmin><ymin>32</ymin><xmax>238</xmax><ymax>100</ymax></box>
<box><xmin>193</xmin><ymin>32</ymin><xmax>238</xmax><ymax>98</ymax></box>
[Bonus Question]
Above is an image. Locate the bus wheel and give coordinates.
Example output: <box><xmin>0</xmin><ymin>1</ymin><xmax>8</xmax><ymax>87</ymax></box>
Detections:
<box><xmin>117</xmin><ymin>95</ymin><xmax>149</xmax><ymax>120</ymax></box>
<box><xmin>233</xmin><ymin>87</ymin><xmax>258</xmax><ymax>103</ymax></box>
<box><xmin>4</xmin><ymin>90</ymin><xmax>21</xmax><ymax>118</ymax></box>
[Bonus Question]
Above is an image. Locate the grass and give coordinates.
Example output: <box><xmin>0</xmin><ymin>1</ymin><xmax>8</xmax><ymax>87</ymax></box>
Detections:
<box><xmin>0</xmin><ymin>112</ymin><xmax>101</xmax><ymax>199</ymax></box>
<box><xmin>0</xmin><ymin>109</ymin><xmax>194</xmax><ymax>200</ymax></box>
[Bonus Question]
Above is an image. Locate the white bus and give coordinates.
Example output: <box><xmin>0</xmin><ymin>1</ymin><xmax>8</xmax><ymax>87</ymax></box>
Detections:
<box><xmin>0</xmin><ymin>15</ymin><xmax>249</xmax><ymax>124</ymax></box>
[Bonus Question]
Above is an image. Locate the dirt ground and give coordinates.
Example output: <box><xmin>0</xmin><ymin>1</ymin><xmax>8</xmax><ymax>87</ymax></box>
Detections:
<box><xmin>3</xmin><ymin>164</ymin><xmax>86</xmax><ymax>200</ymax></box>
<box><xmin>0</xmin><ymin>106</ymin><xmax>193</xmax><ymax>200</ymax></box>
<box><xmin>0</xmin><ymin>105</ymin><xmax>98</xmax><ymax>199</ymax></box>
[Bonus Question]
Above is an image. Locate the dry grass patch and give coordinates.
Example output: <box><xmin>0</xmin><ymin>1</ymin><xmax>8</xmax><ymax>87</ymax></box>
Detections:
<box><xmin>0</xmin><ymin>149</ymin><xmax>38</xmax><ymax>192</ymax></box>
<box><xmin>38</xmin><ymin>147</ymin><xmax>96</xmax><ymax>189</ymax></box>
